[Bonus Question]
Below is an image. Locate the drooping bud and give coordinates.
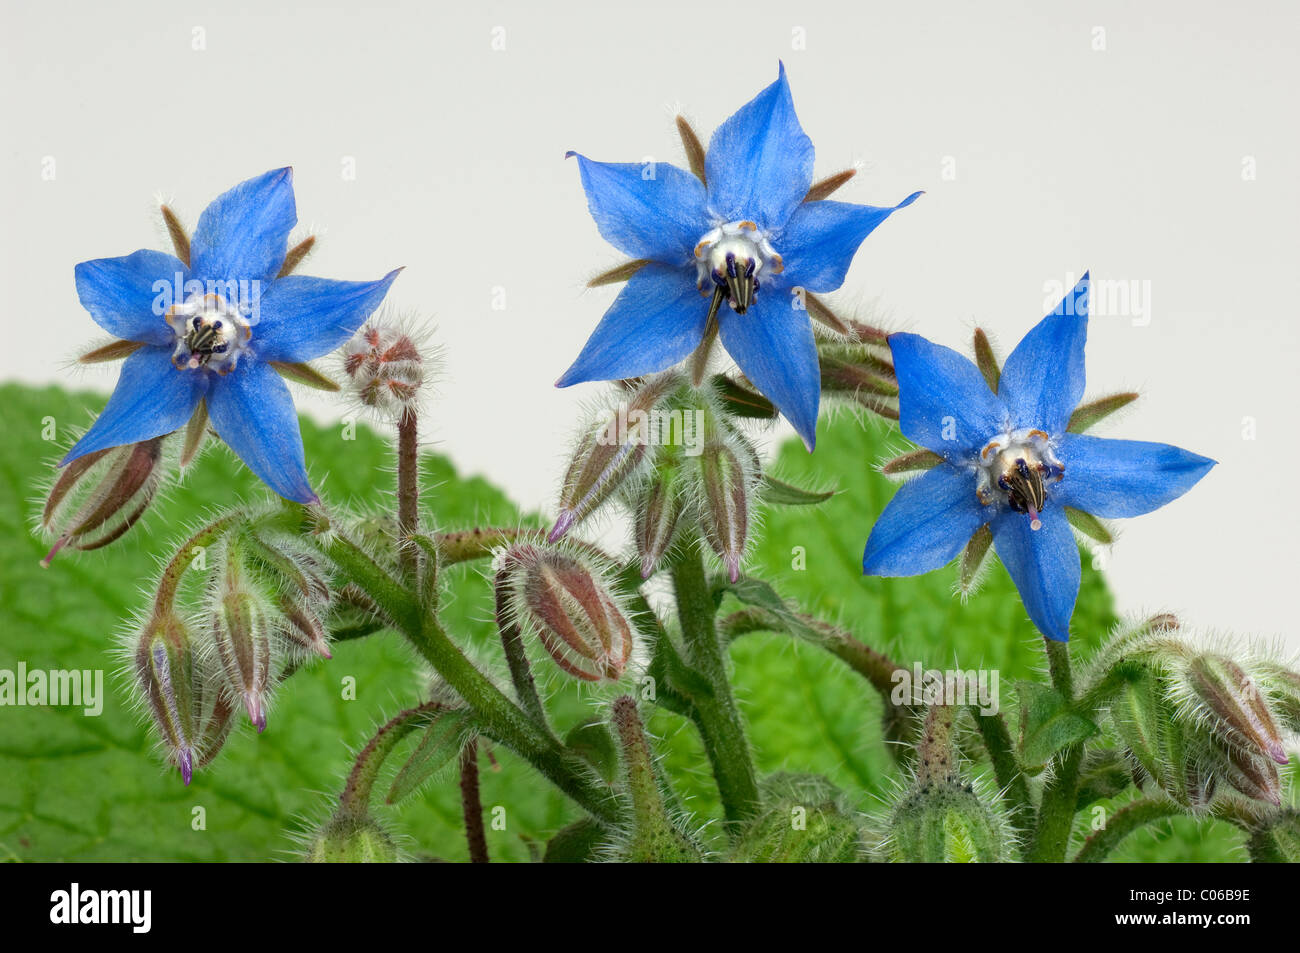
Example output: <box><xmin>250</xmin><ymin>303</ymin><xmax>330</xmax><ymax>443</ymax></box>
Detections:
<box><xmin>692</xmin><ymin>429</ymin><xmax>758</xmax><ymax>582</ymax></box>
<box><xmin>1177</xmin><ymin>654</ymin><xmax>1288</xmax><ymax>766</ymax></box>
<box><xmin>729</xmin><ymin>773</ymin><xmax>866</xmax><ymax>863</ymax></box>
<box><xmin>499</xmin><ymin>544</ymin><xmax>635</xmax><ymax>682</ymax></box>
<box><xmin>304</xmin><ymin>812</ymin><xmax>400</xmax><ymax>863</ymax></box>
<box><xmin>1251</xmin><ymin>661</ymin><xmax>1300</xmax><ymax>736</ymax></box>
<box><xmin>41</xmin><ymin>437</ymin><xmax>169</xmax><ymax>565</ymax></box>
<box><xmin>132</xmin><ymin>614</ymin><xmax>199</xmax><ymax>785</ymax></box>
<box><xmin>549</xmin><ymin>373</ymin><xmax>681</xmax><ymax>541</ymax></box>
<box><xmin>1206</xmin><ymin>737</ymin><xmax>1282</xmax><ymax>806</ymax></box>
<box><xmin>633</xmin><ymin>453</ymin><xmax>686</xmax><ymax>578</ymax></box>
<box><xmin>342</xmin><ymin>320</ymin><xmax>426</xmax><ymax>413</ymax></box>
<box><xmin>210</xmin><ymin>540</ymin><xmax>275</xmax><ymax>731</ymax></box>
<box><xmin>1108</xmin><ymin>667</ymin><xmax>1204</xmax><ymax>808</ymax></box>
<box><xmin>610</xmin><ymin>696</ymin><xmax>702</xmax><ymax>862</ymax></box>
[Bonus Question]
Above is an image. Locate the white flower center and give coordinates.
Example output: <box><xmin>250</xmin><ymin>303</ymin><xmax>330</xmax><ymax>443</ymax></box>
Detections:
<box><xmin>693</xmin><ymin>221</ymin><xmax>783</xmax><ymax>315</ymax></box>
<box><xmin>974</xmin><ymin>428</ymin><xmax>1065</xmax><ymax>531</ymax></box>
<box><xmin>165</xmin><ymin>292</ymin><xmax>252</xmax><ymax>375</ymax></box>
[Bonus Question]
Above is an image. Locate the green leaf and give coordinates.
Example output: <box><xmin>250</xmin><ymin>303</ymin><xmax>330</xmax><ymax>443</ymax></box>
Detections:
<box><xmin>1016</xmin><ymin>681</ymin><xmax>1098</xmax><ymax>770</ymax></box>
<box><xmin>386</xmin><ymin>709</ymin><xmax>473</xmax><ymax>805</ymax></box>
<box><xmin>759</xmin><ymin>474</ymin><xmax>836</xmax><ymax>507</ymax></box>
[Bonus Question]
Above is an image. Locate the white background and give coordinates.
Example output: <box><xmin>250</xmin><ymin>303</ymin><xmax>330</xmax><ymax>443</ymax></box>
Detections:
<box><xmin>3</xmin><ymin>1</ymin><xmax>1297</xmax><ymax>646</ymax></box>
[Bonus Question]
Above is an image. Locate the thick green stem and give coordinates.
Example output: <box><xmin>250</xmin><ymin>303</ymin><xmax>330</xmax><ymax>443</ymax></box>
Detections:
<box><xmin>320</xmin><ymin>529</ymin><xmax>619</xmax><ymax>826</ymax></box>
<box><xmin>668</xmin><ymin>538</ymin><xmax>759</xmax><ymax>825</ymax></box>
<box><xmin>971</xmin><ymin>707</ymin><xmax>1035</xmax><ymax>837</ymax></box>
<box><xmin>1029</xmin><ymin>638</ymin><xmax>1083</xmax><ymax>862</ymax></box>
<box><xmin>1074</xmin><ymin>798</ymin><xmax>1182</xmax><ymax>863</ymax></box>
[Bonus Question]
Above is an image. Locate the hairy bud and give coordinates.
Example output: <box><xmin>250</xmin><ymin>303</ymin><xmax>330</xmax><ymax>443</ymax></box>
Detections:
<box><xmin>549</xmin><ymin>373</ymin><xmax>681</xmax><ymax>541</ymax></box>
<box><xmin>692</xmin><ymin>430</ymin><xmax>757</xmax><ymax>582</ymax></box>
<box><xmin>633</xmin><ymin>456</ymin><xmax>686</xmax><ymax>578</ymax></box>
<box><xmin>342</xmin><ymin>321</ymin><xmax>426</xmax><ymax>412</ymax></box>
<box><xmin>1177</xmin><ymin>654</ymin><xmax>1288</xmax><ymax>766</ymax></box>
<box><xmin>132</xmin><ymin>614</ymin><xmax>199</xmax><ymax>784</ymax></box>
<box><xmin>210</xmin><ymin>541</ymin><xmax>275</xmax><ymax>731</ymax></box>
<box><xmin>41</xmin><ymin>437</ymin><xmax>169</xmax><ymax>565</ymax></box>
<box><xmin>882</xmin><ymin>778</ymin><xmax>1011</xmax><ymax>863</ymax></box>
<box><xmin>730</xmin><ymin>774</ymin><xmax>866</xmax><ymax>863</ymax></box>
<box><xmin>499</xmin><ymin>545</ymin><xmax>635</xmax><ymax>682</ymax></box>
<box><xmin>304</xmin><ymin>812</ymin><xmax>400</xmax><ymax>863</ymax></box>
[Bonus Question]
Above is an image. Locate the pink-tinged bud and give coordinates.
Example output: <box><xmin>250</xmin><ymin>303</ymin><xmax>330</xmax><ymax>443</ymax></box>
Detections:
<box><xmin>549</xmin><ymin>374</ymin><xmax>680</xmax><ymax>540</ymax></box>
<box><xmin>342</xmin><ymin>321</ymin><xmax>426</xmax><ymax>412</ymax></box>
<box><xmin>694</xmin><ymin>435</ymin><xmax>756</xmax><ymax>583</ymax></box>
<box><xmin>502</xmin><ymin>545</ymin><xmax>635</xmax><ymax>682</ymax></box>
<box><xmin>213</xmin><ymin>588</ymin><xmax>272</xmax><ymax>731</ymax></box>
<box><xmin>278</xmin><ymin>596</ymin><xmax>333</xmax><ymax>659</ymax></box>
<box><xmin>41</xmin><ymin>437</ymin><xmax>168</xmax><ymax>565</ymax></box>
<box><xmin>634</xmin><ymin>463</ymin><xmax>685</xmax><ymax>579</ymax></box>
<box><xmin>1211</xmin><ymin>739</ymin><xmax>1282</xmax><ymax>806</ymax></box>
<box><xmin>132</xmin><ymin>614</ymin><xmax>198</xmax><ymax>784</ymax></box>
<box><xmin>1183</xmin><ymin>655</ymin><xmax>1288</xmax><ymax>765</ymax></box>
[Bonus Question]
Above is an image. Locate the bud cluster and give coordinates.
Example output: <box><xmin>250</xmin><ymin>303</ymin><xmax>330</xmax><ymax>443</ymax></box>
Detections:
<box><xmin>128</xmin><ymin>516</ymin><xmax>336</xmax><ymax>782</ymax></box>
<box><xmin>1085</xmin><ymin>617</ymin><xmax>1297</xmax><ymax>810</ymax></box>
<box><xmin>341</xmin><ymin>316</ymin><xmax>431</xmax><ymax>416</ymax></box>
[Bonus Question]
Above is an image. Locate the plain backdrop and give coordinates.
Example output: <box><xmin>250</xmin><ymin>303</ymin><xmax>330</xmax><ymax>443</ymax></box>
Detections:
<box><xmin>2</xmin><ymin>1</ymin><xmax>1297</xmax><ymax>647</ymax></box>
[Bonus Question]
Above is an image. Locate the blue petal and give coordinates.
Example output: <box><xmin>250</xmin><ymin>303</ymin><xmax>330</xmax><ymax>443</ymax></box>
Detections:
<box><xmin>889</xmin><ymin>332</ymin><xmax>1011</xmax><ymax>461</ymax></box>
<box><xmin>705</xmin><ymin>63</ymin><xmax>814</xmax><ymax>230</ymax></box>
<box><xmin>567</xmin><ymin>153</ymin><xmax>708</xmax><ymax>264</ymax></box>
<box><xmin>779</xmin><ymin>192</ymin><xmax>923</xmax><ymax>293</ymax></box>
<box><xmin>863</xmin><ymin>464</ymin><xmax>989</xmax><ymax>576</ymax></box>
<box><xmin>253</xmin><ymin>270</ymin><xmax>401</xmax><ymax>363</ymax></box>
<box><xmin>190</xmin><ymin>168</ymin><xmax>297</xmax><ymax>285</ymax></box>
<box><xmin>557</xmin><ymin>263</ymin><xmax>705</xmax><ymax>386</ymax></box>
<box><xmin>991</xmin><ymin>507</ymin><xmax>1080</xmax><ymax>642</ymax></box>
<box><xmin>717</xmin><ymin>292</ymin><xmax>820</xmax><ymax>450</ymax></box>
<box><xmin>998</xmin><ymin>273</ymin><xmax>1090</xmax><ymax>435</ymax></box>
<box><xmin>74</xmin><ymin>250</ymin><xmax>187</xmax><ymax>347</ymax></box>
<box><xmin>207</xmin><ymin>360</ymin><xmax>315</xmax><ymax>503</ymax></box>
<box><xmin>1053</xmin><ymin>433</ymin><xmax>1215</xmax><ymax>518</ymax></box>
<box><xmin>60</xmin><ymin>347</ymin><xmax>205</xmax><ymax>465</ymax></box>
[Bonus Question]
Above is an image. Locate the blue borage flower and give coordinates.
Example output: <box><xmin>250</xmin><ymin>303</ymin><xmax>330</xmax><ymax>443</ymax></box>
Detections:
<box><xmin>558</xmin><ymin>64</ymin><xmax>921</xmax><ymax>450</ymax></box>
<box><xmin>62</xmin><ymin>168</ymin><xmax>400</xmax><ymax>503</ymax></box>
<box><xmin>862</xmin><ymin>274</ymin><xmax>1215</xmax><ymax>641</ymax></box>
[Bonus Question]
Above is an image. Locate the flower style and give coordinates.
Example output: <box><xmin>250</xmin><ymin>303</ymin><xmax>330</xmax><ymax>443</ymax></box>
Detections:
<box><xmin>63</xmin><ymin>168</ymin><xmax>400</xmax><ymax>502</ymax></box>
<box><xmin>862</xmin><ymin>274</ymin><xmax>1215</xmax><ymax>641</ymax></box>
<box><xmin>558</xmin><ymin>64</ymin><xmax>921</xmax><ymax>450</ymax></box>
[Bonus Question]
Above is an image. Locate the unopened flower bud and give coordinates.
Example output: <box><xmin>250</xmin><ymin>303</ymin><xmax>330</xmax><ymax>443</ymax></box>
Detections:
<box><xmin>883</xmin><ymin>778</ymin><xmax>1010</xmax><ymax>863</ymax></box>
<box><xmin>132</xmin><ymin>614</ymin><xmax>199</xmax><ymax>784</ymax></box>
<box><xmin>730</xmin><ymin>774</ymin><xmax>866</xmax><ymax>863</ymax></box>
<box><xmin>500</xmin><ymin>545</ymin><xmax>635</xmax><ymax>682</ymax></box>
<box><xmin>1208</xmin><ymin>738</ymin><xmax>1282</xmax><ymax>806</ymax></box>
<box><xmin>278</xmin><ymin>595</ymin><xmax>333</xmax><ymax>659</ymax></box>
<box><xmin>304</xmin><ymin>811</ymin><xmax>400</xmax><ymax>863</ymax></box>
<box><xmin>210</xmin><ymin>543</ymin><xmax>275</xmax><ymax>731</ymax></box>
<box><xmin>549</xmin><ymin>374</ymin><xmax>680</xmax><ymax>540</ymax></box>
<box><xmin>41</xmin><ymin>437</ymin><xmax>169</xmax><ymax>565</ymax></box>
<box><xmin>342</xmin><ymin>321</ymin><xmax>426</xmax><ymax>412</ymax></box>
<box><xmin>633</xmin><ymin>458</ymin><xmax>685</xmax><ymax>578</ymax></box>
<box><xmin>693</xmin><ymin>433</ymin><xmax>757</xmax><ymax>582</ymax></box>
<box><xmin>1180</xmin><ymin>655</ymin><xmax>1288</xmax><ymax>766</ymax></box>
<box><xmin>817</xmin><ymin>343</ymin><xmax>899</xmax><ymax>420</ymax></box>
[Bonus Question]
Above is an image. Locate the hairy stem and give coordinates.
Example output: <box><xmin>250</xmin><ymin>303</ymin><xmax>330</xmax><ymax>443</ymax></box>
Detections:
<box><xmin>1073</xmin><ymin>798</ymin><xmax>1182</xmax><ymax>863</ymax></box>
<box><xmin>971</xmin><ymin>707</ymin><xmax>1035</xmax><ymax>837</ymax></box>
<box><xmin>494</xmin><ymin>568</ymin><xmax>550</xmax><ymax>727</ymax></box>
<box><xmin>396</xmin><ymin>407</ymin><xmax>420</xmax><ymax>577</ymax></box>
<box><xmin>668</xmin><ymin>539</ymin><xmax>759</xmax><ymax>825</ymax></box>
<box><xmin>1029</xmin><ymin>638</ymin><xmax>1083</xmax><ymax>862</ymax></box>
<box><xmin>459</xmin><ymin>742</ymin><xmax>490</xmax><ymax>863</ymax></box>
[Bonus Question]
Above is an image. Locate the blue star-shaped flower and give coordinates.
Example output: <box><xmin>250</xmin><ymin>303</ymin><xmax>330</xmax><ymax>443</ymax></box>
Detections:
<box><xmin>558</xmin><ymin>64</ymin><xmax>921</xmax><ymax>450</ymax></box>
<box><xmin>62</xmin><ymin>168</ymin><xmax>400</xmax><ymax>503</ymax></box>
<box><xmin>862</xmin><ymin>274</ymin><xmax>1215</xmax><ymax>641</ymax></box>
